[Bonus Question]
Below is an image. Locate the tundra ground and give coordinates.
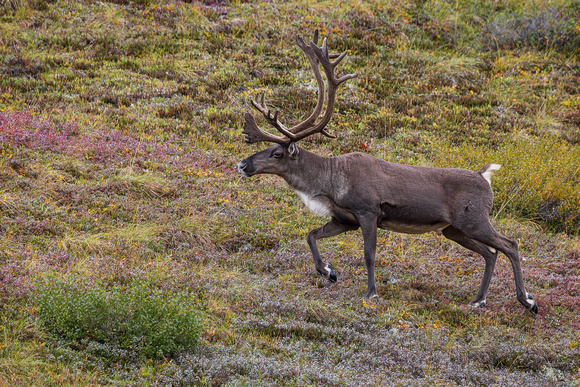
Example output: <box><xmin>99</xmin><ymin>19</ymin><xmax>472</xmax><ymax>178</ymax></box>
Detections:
<box><xmin>1</xmin><ymin>0</ymin><xmax>579</xmax><ymax>385</ymax></box>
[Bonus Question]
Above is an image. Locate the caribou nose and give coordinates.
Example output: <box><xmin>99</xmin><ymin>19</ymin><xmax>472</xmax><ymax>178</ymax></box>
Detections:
<box><xmin>237</xmin><ymin>161</ymin><xmax>249</xmax><ymax>175</ymax></box>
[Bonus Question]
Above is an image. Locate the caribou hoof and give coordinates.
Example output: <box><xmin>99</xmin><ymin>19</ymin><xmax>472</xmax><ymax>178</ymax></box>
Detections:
<box><xmin>526</xmin><ymin>293</ymin><xmax>538</xmax><ymax>315</ymax></box>
<box><xmin>318</xmin><ymin>263</ymin><xmax>337</xmax><ymax>282</ymax></box>
<box><xmin>469</xmin><ymin>299</ymin><xmax>486</xmax><ymax>309</ymax></box>
<box><xmin>517</xmin><ymin>292</ymin><xmax>538</xmax><ymax>315</ymax></box>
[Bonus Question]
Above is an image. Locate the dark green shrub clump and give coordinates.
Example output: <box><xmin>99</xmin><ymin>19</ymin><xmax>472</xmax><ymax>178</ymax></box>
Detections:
<box><xmin>36</xmin><ymin>277</ymin><xmax>203</xmax><ymax>359</ymax></box>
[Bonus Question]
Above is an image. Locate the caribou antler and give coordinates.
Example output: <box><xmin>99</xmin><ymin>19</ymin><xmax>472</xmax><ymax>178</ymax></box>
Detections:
<box><xmin>242</xmin><ymin>29</ymin><xmax>358</xmax><ymax>144</ymax></box>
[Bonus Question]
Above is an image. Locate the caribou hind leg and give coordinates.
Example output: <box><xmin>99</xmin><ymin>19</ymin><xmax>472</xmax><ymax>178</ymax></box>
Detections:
<box><xmin>442</xmin><ymin>226</ymin><xmax>498</xmax><ymax>308</ymax></box>
<box><xmin>359</xmin><ymin>214</ymin><xmax>380</xmax><ymax>299</ymax></box>
<box><xmin>453</xmin><ymin>221</ymin><xmax>538</xmax><ymax>314</ymax></box>
<box><xmin>307</xmin><ymin>218</ymin><xmax>358</xmax><ymax>282</ymax></box>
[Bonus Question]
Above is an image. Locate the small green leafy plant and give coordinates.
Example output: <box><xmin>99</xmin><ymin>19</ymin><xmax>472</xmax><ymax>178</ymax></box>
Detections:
<box><xmin>35</xmin><ymin>277</ymin><xmax>202</xmax><ymax>359</ymax></box>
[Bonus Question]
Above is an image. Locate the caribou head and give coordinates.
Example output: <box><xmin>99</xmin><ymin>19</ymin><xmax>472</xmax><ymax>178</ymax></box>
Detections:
<box><xmin>238</xmin><ymin>29</ymin><xmax>357</xmax><ymax>178</ymax></box>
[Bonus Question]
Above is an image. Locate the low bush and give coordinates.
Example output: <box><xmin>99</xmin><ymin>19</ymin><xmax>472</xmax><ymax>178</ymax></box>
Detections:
<box><xmin>482</xmin><ymin>6</ymin><xmax>580</xmax><ymax>53</ymax></box>
<box><xmin>35</xmin><ymin>277</ymin><xmax>203</xmax><ymax>359</ymax></box>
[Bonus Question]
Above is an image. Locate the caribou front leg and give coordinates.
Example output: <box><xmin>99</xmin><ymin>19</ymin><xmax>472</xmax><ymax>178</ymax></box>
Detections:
<box><xmin>307</xmin><ymin>218</ymin><xmax>358</xmax><ymax>282</ymax></box>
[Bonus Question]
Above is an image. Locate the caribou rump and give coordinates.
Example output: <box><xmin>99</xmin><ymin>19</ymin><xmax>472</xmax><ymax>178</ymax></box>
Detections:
<box><xmin>237</xmin><ymin>30</ymin><xmax>538</xmax><ymax>314</ymax></box>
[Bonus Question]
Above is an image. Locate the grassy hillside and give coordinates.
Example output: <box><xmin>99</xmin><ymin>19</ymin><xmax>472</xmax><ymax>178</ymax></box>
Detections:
<box><xmin>1</xmin><ymin>0</ymin><xmax>579</xmax><ymax>385</ymax></box>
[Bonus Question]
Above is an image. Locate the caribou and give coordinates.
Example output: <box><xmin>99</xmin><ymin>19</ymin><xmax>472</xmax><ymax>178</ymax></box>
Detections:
<box><xmin>237</xmin><ymin>30</ymin><xmax>538</xmax><ymax>314</ymax></box>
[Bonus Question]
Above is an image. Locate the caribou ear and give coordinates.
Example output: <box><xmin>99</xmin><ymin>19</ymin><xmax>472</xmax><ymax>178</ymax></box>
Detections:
<box><xmin>288</xmin><ymin>142</ymin><xmax>299</xmax><ymax>159</ymax></box>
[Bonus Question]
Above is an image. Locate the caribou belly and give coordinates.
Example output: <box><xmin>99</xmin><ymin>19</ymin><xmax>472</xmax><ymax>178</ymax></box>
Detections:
<box><xmin>379</xmin><ymin>220</ymin><xmax>450</xmax><ymax>234</ymax></box>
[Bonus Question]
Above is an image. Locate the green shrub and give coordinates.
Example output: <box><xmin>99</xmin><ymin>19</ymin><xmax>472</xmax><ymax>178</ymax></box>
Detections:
<box><xmin>433</xmin><ymin>137</ymin><xmax>580</xmax><ymax>234</ymax></box>
<box><xmin>35</xmin><ymin>277</ymin><xmax>203</xmax><ymax>359</ymax></box>
<box><xmin>482</xmin><ymin>6</ymin><xmax>580</xmax><ymax>53</ymax></box>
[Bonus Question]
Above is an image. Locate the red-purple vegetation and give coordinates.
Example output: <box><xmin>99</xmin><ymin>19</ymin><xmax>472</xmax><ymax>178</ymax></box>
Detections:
<box><xmin>0</xmin><ymin>250</ymin><xmax>72</xmax><ymax>302</ymax></box>
<box><xmin>0</xmin><ymin>111</ymin><xmax>215</xmax><ymax>169</ymax></box>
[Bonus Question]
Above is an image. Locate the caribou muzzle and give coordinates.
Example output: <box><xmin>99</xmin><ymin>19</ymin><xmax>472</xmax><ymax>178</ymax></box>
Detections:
<box><xmin>237</xmin><ymin>160</ymin><xmax>253</xmax><ymax>177</ymax></box>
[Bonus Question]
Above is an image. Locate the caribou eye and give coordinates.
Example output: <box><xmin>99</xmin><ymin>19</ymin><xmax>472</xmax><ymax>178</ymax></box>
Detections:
<box><xmin>272</xmin><ymin>152</ymin><xmax>283</xmax><ymax>159</ymax></box>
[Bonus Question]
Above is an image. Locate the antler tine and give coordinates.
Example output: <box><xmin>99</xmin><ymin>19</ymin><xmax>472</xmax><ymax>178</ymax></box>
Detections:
<box><xmin>321</xmin><ymin>129</ymin><xmax>336</xmax><ymax>138</ymax></box>
<box><xmin>312</xmin><ymin>39</ymin><xmax>359</xmax><ymax>85</ymax></box>
<box><xmin>248</xmin><ymin>92</ymin><xmax>299</xmax><ymax>142</ymax></box>
<box><xmin>242</xmin><ymin>112</ymin><xmax>287</xmax><ymax>144</ymax></box>
<box><xmin>319</xmin><ymin>38</ymin><xmax>346</xmax><ymax>65</ymax></box>
<box><xmin>251</xmin><ymin>93</ymin><xmax>280</xmax><ymax>127</ymax></box>
<box><xmin>249</xmin><ymin>92</ymin><xmax>269</xmax><ymax>119</ymax></box>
